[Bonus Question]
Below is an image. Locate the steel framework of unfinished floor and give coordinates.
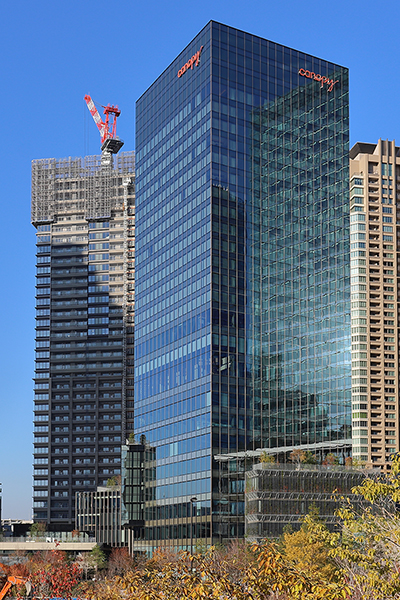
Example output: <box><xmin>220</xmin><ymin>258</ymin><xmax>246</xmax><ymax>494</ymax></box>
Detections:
<box><xmin>31</xmin><ymin>151</ymin><xmax>135</xmax><ymax>224</ymax></box>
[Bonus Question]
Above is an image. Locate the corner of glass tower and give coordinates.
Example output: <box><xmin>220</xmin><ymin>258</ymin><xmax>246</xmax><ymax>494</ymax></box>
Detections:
<box><xmin>135</xmin><ymin>22</ymin><xmax>350</xmax><ymax>549</ymax></box>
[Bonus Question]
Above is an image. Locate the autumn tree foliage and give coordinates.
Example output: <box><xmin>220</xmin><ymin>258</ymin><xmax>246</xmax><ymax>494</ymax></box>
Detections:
<box><xmin>28</xmin><ymin>550</ymin><xmax>82</xmax><ymax>600</ymax></box>
<box><xmin>259</xmin><ymin>451</ymin><xmax>276</xmax><ymax>464</ymax></box>
<box><xmin>84</xmin><ymin>541</ymin><xmax>348</xmax><ymax>600</ymax></box>
<box><xmin>305</xmin><ymin>454</ymin><xmax>400</xmax><ymax>600</ymax></box>
<box><xmin>280</xmin><ymin>509</ymin><xmax>339</xmax><ymax>584</ymax></box>
<box><xmin>289</xmin><ymin>448</ymin><xmax>307</xmax><ymax>468</ymax></box>
<box><xmin>0</xmin><ymin>561</ymin><xmax>29</xmax><ymax>579</ymax></box>
<box><xmin>0</xmin><ymin>561</ymin><xmax>30</xmax><ymax>599</ymax></box>
<box><xmin>107</xmin><ymin>547</ymin><xmax>136</xmax><ymax>577</ymax></box>
<box><xmin>6</xmin><ymin>459</ymin><xmax>400</xmax><ymax>600</ymax></box>
<box><xmin>289</xmin><ymin>449</ymin><xmax>317</xmax><ymax>467</ymax></box>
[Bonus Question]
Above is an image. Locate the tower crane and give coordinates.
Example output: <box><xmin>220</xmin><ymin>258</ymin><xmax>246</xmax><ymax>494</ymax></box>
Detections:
<box><xmin>84</xmin><ymin>95</ymin><xmax>124</xmax><ymax>154</ymax></box>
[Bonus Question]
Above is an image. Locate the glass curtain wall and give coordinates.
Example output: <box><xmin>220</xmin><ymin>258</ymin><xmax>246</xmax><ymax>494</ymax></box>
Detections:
<box><xmin>135</xmin><ymin>25</ymin><xmax>213</xmax><ymax>549</ymax></box>
<box><xmin>135</xmin><ymin>21</ymin><xmax>350</xmax><ymax>548</ymax></box>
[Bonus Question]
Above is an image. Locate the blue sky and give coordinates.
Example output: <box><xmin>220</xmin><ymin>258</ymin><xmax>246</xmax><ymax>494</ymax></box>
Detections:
<box><xmin>1</xmin><ymin>0</ymin><xmax>400</xmax><ymax>520</ymax></box>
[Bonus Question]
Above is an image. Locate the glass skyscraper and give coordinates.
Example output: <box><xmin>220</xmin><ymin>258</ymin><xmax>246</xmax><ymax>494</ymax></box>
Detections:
<box><xmin>134</xmin><ymin>21</ymin><xmax>350</xmax><ymax>549</ymax></box>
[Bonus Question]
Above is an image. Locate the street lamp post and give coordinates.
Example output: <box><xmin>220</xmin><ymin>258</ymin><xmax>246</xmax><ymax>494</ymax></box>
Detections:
<box><xmin>190</xmin><ymin>497</ymin><xmax>197</xmax><ymax>555</ymax></box>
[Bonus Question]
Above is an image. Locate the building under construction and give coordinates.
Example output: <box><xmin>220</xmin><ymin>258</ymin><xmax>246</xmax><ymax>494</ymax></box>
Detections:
<box><xmin>32</xmin><ymin>147</ymin><xmax>135</xmax><ymax>530</ymax></box>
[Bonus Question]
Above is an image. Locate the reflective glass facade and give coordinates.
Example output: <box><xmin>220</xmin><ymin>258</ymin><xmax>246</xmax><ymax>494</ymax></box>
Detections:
<box><xmin>250</xmin><ymin>65</ymin><xmax>351</xmax><ymax>451</ymax></box>
<box><xmin>135</xmin><ymin>21</ymin><xmax>350</xmax><ymax>548</ymax></box>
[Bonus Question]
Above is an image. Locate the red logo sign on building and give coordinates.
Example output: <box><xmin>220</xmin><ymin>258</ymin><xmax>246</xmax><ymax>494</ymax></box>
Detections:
<box><xmin>298</xmin><ymin>68</ymin><xmax>338</xmax><ymax>92</ymax></box>
<box><xmin>177</xmin><ymin>46</ymin><xmax>204</xmax><ymax>78</ymax></box>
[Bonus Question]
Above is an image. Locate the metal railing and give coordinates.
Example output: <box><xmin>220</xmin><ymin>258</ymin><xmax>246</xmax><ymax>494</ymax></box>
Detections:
<box><xmin>1</xmin><ymin>533</ymin><xmax>95</xmax><ymax>543</ymax></box>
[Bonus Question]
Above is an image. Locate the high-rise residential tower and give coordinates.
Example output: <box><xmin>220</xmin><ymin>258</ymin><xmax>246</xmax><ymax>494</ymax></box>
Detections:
<box><xmin>134</xmin><ymin>21</ymin><xmax>350</xmax><ymax>550</ymax></box>
<box><xmin>350</xmin><ymin>139</ymin><xmax>400</xmax><ymax>469</ymax></box>
<box><xmin>31</xmin><ymin>150</ymin><xmax>135</xmax><ymax>530</ymax></box>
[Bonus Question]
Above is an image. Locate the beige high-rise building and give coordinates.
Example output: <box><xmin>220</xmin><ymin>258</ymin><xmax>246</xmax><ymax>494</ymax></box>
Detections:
<box><xmin>350</xmin><ymin>139</ymin><xmax>400</xmax><ymax>470</ymax></box>
<box><xmin>31</xmin><ymin>150</ymin><xmax>135</xmax><ymax>530</ymax></box>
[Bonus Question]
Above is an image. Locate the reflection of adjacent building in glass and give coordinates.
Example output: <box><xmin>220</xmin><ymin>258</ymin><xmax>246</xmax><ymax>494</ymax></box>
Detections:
<box><xmin>134</xmin><ymin>21</ymin><xmax>350</xmax><ymax>550</ymax></box>
<box><xmin>253</xmin><ymin>354</ymin><xmax>330</xmax><ymax>450</ymax></box>
<box><xmin>248</xmin><ymin>76</ymin><xmax>352</xmax><ymax>454</ymax></box>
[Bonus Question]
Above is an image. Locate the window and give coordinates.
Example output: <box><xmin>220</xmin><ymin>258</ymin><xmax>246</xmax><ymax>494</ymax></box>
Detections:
<box><xmin>89</xmin><ymin>222</ymin><xmax>109</xmax><ymax>229</ymax></box>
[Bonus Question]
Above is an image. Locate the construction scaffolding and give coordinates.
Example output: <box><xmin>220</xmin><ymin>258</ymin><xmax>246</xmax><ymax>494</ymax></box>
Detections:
<box><xmin>31</xmin><ymin>151</ymin><xmax>135</xmax><ymax>224</ymax></box>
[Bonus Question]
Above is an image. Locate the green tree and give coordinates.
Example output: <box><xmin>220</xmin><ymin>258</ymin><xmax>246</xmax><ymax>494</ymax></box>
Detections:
<box><xmin>30</xmin><ymin>522</ymin><xmax>46</xmax><ymax>537</ymax></box>
<box><xmin>76</xmin><ymin>550</ymin><xmax>105</xmax><ymax>581</ymax></box>
<box><xmin>90</xmin><ymin>545</ymin><xmax>106</xmax><ymax>573</ymax></box>
<box><xmin>106</xmin><ymin>475</ymin><xmax>121</xmax><ymax>487</ymax></box>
